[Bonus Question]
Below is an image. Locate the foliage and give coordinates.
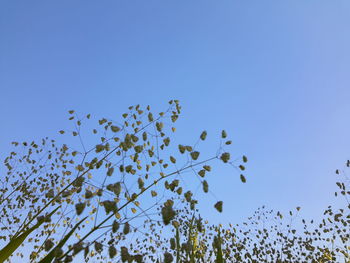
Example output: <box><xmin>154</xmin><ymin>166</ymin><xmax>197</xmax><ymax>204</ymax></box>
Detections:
<box><xmin>155</xmin><ymin>162</ymin><xmax>350</xmax><ymax>263</ymax></box>
<box><xmin>0</xmin><ymin>100</ymin><xmax>246</xmax><ymax>262</ymax></box>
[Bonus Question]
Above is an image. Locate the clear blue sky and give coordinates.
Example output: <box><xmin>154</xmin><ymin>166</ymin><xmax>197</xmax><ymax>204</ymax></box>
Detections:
<box><xmin>1</xmin><ymin>0</ymin><xmax>350</xmax><ymax>226</ymax></box>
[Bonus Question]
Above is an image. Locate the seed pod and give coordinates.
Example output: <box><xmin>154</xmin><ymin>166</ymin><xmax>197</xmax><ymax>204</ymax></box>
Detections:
<box><xmin>221</xmin><ymin>130</ymin><xmax>227</xmax><ymax>138</ymax></box>
<box><xmin>178</xmin><ymin>145</ymin><xmax>185</xmax><ymax>154</ymax></box>
<box><xmin>109</xmin><ymin>246</ymin><xmax>117</xmax><ymax>258</ymax></box>
<box><xmin>176</xmin><ymin>187</ymin><xmax>182</xmax><ymax>195</ymax></box>
<box><xmin>203</xmin><ymin>165</ymin><xmax>211</xmax><ymax>172</ymax></box>
<box><xmin>220</xmin><ymin>152</ymin><xmax>230</xmax><ymax>163</ymax></box>
<box><xmin>184</xmin><ymin>191</ymin><xmax>192</xmax><ymax>202</ymax></box>
<box><xmin>162</xmin><ymin>205</ymin><xmax>176</xmax><ymax>225</ymax></box>
<box><xmin>138</xmin><ymin>177</ymin><xmax>144</xmax><ymax>189</ymax></box>
<box><xmin>170</xmin><ymin>156</ymin><xmax>176</xmax><ymax>163</ymax></box>
<box><xmin>112</xmin><ymin>220</ymin><xmax>120</xmax><ymax>233</ymax></box>
<box><xmin>125</xmin><ymin>165</ymin><xmax>132</xmax><ymax>173</ymax></box>
<box><xmin>85</xmin><ymin>190</ymin><xmax>93</xmax><ymax>199</ymax></box>
<box><xmin>97</xmin><ymin>189</ymin><xmax>103</xmax><ymax>196</ymax></box>
<box><xmin>142</xmin><ymin>131</ymin><xmax>147</xmax><ymax>141</ymax></box>
<box><xmin>185</xmin><ymin>146</ymin><xmax>193</xmax><ymax>152</ymax></box>
<box><xmin>190</xmin><ymin>151</ymin><xmax>200</xmax><ymax>160</ymax></box>
<box><xmin>156</xmin><ymin>122</ymin><xmax>163</xmax><ymax>132</ymax></box>
<box><xmin>123</xmin><ymin>222</ymin><xmax>130</xmax><ymax>235</ymax></box>
<box><xmin>163</xmin><ymin>137</ymin><xmax>170</xmax><ymax>146</ymax></box>
<box><xmin>121</xmin><ymin>246</ymin><xmax>130</xmax><ymax>262</ymax></box>
<box><xmin>111</xmin><ymin>126</ymin><xmax>120</xmax><ymax>132</ymax></box>
<box><xmin>131</xmin><ymin>134</ymin><xmax>139</xmax><ymax>142</ymax></box>
<box><xmin>198</xmin><ymin>169</ymin><xmax>205</xmax><ymax>177</ymax></box>
<box><xmin>75</xmin><ymin>202</ymin><xmax>86</xmax><ymax>215</ymax></box>
<box><xmin>94</xmin><ymin>242</ymin><xmax>103</xmax><ymax>253</ymax></box>
<box><xmin>107</xmin><ymin>167</ymin><xmax>114</xmax><ymax>176</ymax></box>
<box><xmin>164</xmin><ymin>252</ymin><xmax>174</xmax><ymax>263</ymax></box>
<box><xmin>45</xmin><ymin>189</ymin><xmax>54</xmax><ymax>198</ymax></box>
<box><xmin>73</xmin><ymin>176</ymin><xmax>85</xmax><ymax>187</ymax></box>
<box><xmin>106</xmin><ymin>183</ymin><xmax>121</xmax><ymax>196</ymax></box>
<box><xmin>200</xmin><ymin>131</ymin><xmax>207</xmax><ymax>140</ymax></box>
<box><xmin>214</xmin><ymin>201</ymin><xmax>223</xmax><ymax>213</ymax></box>
<box><xmin>102</xmin><ymin>200</ymin><xmax>117</xmax><ymax>214</ymax></box>
<box><xmin>134</xmin><ymin>145</ymin><xmax>143</xmax><ymax>153</ymax></box>
<box><xmin>62</xmin><ymin>190</ymin><xmax>71</xmax><ymax>198</ymax></box>
<box><xmin>148</xmin><ymin>112</ymin><xmax>154</xmax><ymax>122</ymax></box>
<box><xmin>95</xmin><ymin>144</ymin><xmax>104</xmax><ymax>153</ymax></box>
<box><xmin>44</xmin><ymin>239</ymin><xmax>54</xmax><ymax>251</ymax></box>
<box><xmin>171</xmin><ymin>114</ymin><xmax>178</xmax><ymax>122</ymax></box>
<box><xmin>202</xmin><ymin>180</ymin><xmax>209</xmax><ymax>193</ymax></box>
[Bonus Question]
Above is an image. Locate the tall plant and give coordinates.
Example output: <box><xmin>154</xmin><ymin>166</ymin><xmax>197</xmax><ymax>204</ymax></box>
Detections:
<box><xmin>0</xmin><ymin>100</ymin><xmax>247</xmax><ymax>262</ymax></box>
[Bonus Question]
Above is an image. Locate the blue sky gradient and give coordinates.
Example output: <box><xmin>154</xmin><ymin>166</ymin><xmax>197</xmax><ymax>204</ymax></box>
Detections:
<box><xmin>1</xmin><ymin>0</ymin><xmax>350</xmax><ymax>226</ymax></box>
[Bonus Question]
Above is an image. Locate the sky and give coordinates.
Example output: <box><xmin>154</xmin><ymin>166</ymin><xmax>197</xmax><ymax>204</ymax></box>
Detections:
<box><xmin>1</xmin><ymin>0</ymin><xmax>350</xmax><ymax>235</ymax></box>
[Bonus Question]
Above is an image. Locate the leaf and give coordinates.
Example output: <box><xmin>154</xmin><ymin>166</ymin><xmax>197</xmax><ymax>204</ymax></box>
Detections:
<box><xmin>0</xmin><ymin>206</ymin><xmax>60</xmax><ymax>263</ymax></box>
<box><xmin>240</xmin><ymin>174</ymin><xmax>246</xmax><ymax>183</ymax></box>
<box><xmin>38</xmin><ymin>216</ymin><xmax>88</xmax><ymax>263</ymax></box>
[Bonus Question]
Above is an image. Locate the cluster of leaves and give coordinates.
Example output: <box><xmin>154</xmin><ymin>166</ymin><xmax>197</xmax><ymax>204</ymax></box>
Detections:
<box><xmin>0</xmin><ymin>100</ymin><xmax>247</xmax><ymax>262</ymax></box>
<box><xmin>151</xmin><ymin>161</ymin><xmax>350</xmax><ymax>263</ymax></box>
